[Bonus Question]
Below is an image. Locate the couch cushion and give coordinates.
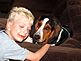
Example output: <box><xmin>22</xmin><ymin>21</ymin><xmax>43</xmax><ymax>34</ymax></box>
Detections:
<box><xmin>0</xmin><ymin>18</ymin><xmax>7</xmax><ymax>29</ymax></box>
<box><xmin>60</xmin><ymin>38</ymin><xmax>81</xmax><ymax>48</ymax></box>
<box><xmin>18</xmin><ymin>42</ymin><xmax>81</xmax><ymax>61</ymax></box>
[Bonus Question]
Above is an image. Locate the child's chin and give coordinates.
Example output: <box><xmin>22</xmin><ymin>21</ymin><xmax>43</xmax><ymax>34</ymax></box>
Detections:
<box><xmin>15</xmin><ymin>40</ymin><xmax>23</xmax><ymax>43</ymax></box>
<box><xmin>16</xmin><ymin>39</ymin><xmax>23</xmax><ymax>42</ymax></box>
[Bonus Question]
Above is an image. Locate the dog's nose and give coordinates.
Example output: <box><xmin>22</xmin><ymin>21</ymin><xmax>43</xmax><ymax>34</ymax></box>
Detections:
<box><xmin>33</xmin><ymin>35</ymin><xmax>40</xmax><ymax>40</ymax></box>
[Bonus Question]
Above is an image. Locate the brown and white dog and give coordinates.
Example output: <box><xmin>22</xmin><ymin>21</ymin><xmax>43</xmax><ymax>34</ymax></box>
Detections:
<box><xmin>25</xmin><ymin>15</ymin><xmax>73</xmax><ymax>46</ymax></box>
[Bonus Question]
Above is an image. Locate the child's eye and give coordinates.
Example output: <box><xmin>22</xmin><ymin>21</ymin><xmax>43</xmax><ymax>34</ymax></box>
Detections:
<box><xmin>20</xmin><ymin>25</ymin><xmax>24</xmax><ymax>28</ymax></box>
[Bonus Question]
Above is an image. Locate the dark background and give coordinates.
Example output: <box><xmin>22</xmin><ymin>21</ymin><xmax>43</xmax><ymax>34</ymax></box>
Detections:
<box><xmin>0</xmin><ymin>0</ymin><xmax>66</xmax><ymax>18</ymax></box>
<box><xmin>0</xmin><ymin>0</ymin><xmax>81</xmax><ymax>42</ymax></box>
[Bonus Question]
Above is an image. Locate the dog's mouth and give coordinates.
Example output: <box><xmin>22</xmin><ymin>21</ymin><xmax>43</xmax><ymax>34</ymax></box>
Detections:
<box><xmin>33</xmin><ymin>37</ymin><xmax>43</xmax><ymax>43</ymax></box>
<box><xmin>34</xmin><ymin>38</ymin><xmax>46</xmax><ymax>45</ymax></box>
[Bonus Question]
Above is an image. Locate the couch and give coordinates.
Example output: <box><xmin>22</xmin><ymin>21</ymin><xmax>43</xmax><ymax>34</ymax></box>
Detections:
<box><xmin>18</xmin><ymin>37</ymin><xmax>81</xmax><ymax>61</ymax></box>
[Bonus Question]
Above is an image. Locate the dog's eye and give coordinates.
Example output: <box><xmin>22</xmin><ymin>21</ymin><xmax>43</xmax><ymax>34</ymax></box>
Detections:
<box><xmin>44</xmin><ymin>27</ymin><xmax>50</xmax><ymax>30</ymax></box>
<box><xmin>37</xmin><ymin>23</ymin><xmax>41</xmax><ymax>28</ymax></box>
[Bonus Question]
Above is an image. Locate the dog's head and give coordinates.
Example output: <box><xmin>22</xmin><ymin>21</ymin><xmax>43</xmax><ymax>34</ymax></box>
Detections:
<box><xmin>31</xmin><ymin>15</ymin><xmax>73</xmax><ymax>45</ymax></box>
<box><xmin>31</xmin><ymin>15</ymin><xmax>61</xmax><ymax>44</ymax></box>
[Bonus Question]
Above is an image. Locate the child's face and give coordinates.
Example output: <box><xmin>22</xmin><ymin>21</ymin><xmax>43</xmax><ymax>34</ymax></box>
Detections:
<box><xmin>7</xmin><ymin>14</ymin><xmax>33</xmax><ymax>42</ymax></box>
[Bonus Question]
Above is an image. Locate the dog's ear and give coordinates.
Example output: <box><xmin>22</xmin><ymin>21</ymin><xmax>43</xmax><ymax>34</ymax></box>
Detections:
<box><xmin>49</xmin><ymin>30</ymin><xmax>55</xmax><ymax>39</ymax></box>
<box><xmin>48</xmin><ymin>24</ymin><xmax>61</xmax><ymax>40</ymax></box>
<box><xmin>47</xmin><ymin>25</ymin><xmax>62</xmax><ymax>44</ymax></box>
<box><xmin>30</xmin><ymin>25</ymin><xmax>35</xmax><ymax>38</ymax></box>
<box><xmin>54</xmin><ymin>25</ymin><xmax>61</xmax><ymax>37</ymax></box>
<box><xmin>47</xmin><ymin>25</ymin><xmax>61</xmax><ymax>42</ymax></box>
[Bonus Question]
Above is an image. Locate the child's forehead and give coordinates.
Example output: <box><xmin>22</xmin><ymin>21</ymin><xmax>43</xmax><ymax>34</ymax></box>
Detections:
<box><xmin>9</xmin><ymin>14</ymin><xmax>33</xmax><ymax>27</ymax></box>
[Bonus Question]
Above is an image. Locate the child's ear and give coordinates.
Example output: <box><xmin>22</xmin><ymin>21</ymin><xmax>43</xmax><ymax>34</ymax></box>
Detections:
<box><xmin>6</xmin><ymin>21</ymin><xmax>13</xmax><ymax>31</ymax></box>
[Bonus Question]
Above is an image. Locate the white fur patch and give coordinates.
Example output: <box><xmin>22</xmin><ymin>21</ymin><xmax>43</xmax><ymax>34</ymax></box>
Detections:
<box><xmin>24</xmin><ymin>36</ymin><xmax>33</xmax><ymax>43</ymax></box>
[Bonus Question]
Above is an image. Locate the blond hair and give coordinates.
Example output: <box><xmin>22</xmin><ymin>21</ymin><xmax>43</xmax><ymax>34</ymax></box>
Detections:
<box><xmin>7</xmin><ymin>7</ymin><xmax>34</xmax><ymax>22</ymax></box>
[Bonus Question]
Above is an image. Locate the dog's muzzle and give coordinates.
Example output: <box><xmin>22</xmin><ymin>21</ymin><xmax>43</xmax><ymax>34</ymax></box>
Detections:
<box><xmin>33</xmin><ymin>34</ymin><xmax>47</xmax><ymax>44</ymax></box>
<box><xmin>33</xmin><ymin>35</ymin><xmax>40</xmax><ymax>40</ymax></box>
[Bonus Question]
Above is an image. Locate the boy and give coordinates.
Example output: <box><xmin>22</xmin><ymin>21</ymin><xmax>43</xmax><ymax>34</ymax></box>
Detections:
<box><xmin>0</xmin><ymin>7</ymin><xmax>52</xmax><ymax>61</ymax></box>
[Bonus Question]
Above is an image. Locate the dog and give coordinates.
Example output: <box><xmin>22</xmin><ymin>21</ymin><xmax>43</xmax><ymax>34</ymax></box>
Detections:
<box><xmin>25</xmin><ymin>15</ymin><xmax>73</xmax><ymax>46</ymax></box>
